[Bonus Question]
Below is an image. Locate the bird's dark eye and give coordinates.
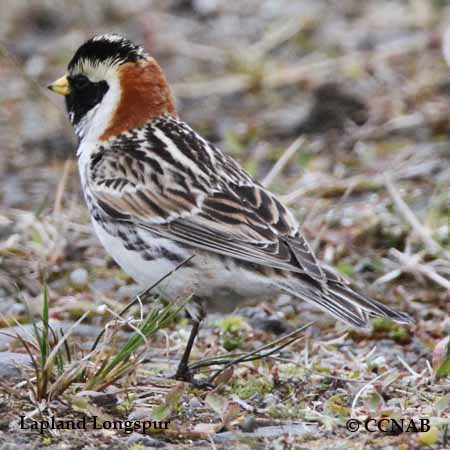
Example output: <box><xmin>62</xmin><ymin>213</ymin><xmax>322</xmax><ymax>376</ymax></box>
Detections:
<box><xmin>70</xmin><ymin>75</ymin><xmax>91</xmax><ymax>91</ymax></box>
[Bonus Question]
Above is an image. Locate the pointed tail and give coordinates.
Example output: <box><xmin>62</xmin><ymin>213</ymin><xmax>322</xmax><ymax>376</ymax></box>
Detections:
<box><xmin>274</xmin><ymin>277</ymin><xmax>413</xmax><ymax>328</ymax></box>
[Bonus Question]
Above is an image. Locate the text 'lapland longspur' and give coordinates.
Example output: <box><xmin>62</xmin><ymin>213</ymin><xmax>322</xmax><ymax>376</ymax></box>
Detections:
<box><xmin>48</xmin><ymin>34</ymin><xmax>412</xmax><ymax>381</ymax></box>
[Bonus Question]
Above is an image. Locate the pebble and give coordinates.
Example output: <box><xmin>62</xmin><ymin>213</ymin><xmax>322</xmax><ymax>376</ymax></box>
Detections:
<box><xmin>116</xmin><ymin>284</ymin><xmax>140</xmax><ymax>300</ymax></box>
<box><xmin>69</xmin><ymin>268</ymin><xmax>88</xmax><ymax>287</ymax></box>
<box><xmin>213</xmin><ymin>423</ymin><xmax>317</xmax><ymax>443</ymax></box>
<box><xmin>240</xmin><ymin>307</ymin><xmax>290</xmax><ymax>335</ymax></box>
<box><xmin>0</xmin><ymin>352</ymin><xmax>32</xmax><ymax>380</ymax></box>
<box><xmin>240</xmin><ymin>415</ymin><xmax>257</xmax><ymax>432</ymax></box>
<box><xmin>189</xmin><ymin>397</ymin><xmax>203</xmax><ymax>408</ymax></box>
<box><xmin>126</xmin><ymin>433</ymin><xmax>166</xmax><ymax>448</ymax></box>
<box><xmin>193</xmin><ymin>0</ymin><xmax>220</xmax><ymax>16</ymax></box>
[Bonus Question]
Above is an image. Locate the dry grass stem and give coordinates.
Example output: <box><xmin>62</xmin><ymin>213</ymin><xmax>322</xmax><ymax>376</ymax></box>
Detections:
<box><xmin>261</xmin><ymin>136</ymin><xmax>305</xmax><ymax>188</ymax></box>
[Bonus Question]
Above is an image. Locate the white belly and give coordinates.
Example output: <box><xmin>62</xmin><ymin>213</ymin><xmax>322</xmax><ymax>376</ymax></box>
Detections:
<box><xmin>92</xmin><ymin>219</ymin><xmax>179</xmax><ymax>286</ymax></box>
<box><xmin>90</xmin><ymin>219</ymin><xmax>278</xmax><ymax>312</ymax></box>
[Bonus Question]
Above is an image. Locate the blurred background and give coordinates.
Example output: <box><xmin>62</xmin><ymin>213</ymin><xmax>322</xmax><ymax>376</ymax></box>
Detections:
<box><xmin>1</xmin><ymin>0</ymin><xmax>450</xmax><ymax>447</ymax></box>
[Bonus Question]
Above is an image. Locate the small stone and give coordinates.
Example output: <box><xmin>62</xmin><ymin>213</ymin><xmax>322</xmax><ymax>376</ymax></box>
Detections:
<box><xmin>193</xmin><ymin>0</ymin><xmax>220</xmax><ymax>16</ymax></box>
<box><xmin>240</xmin><ymin>415</ymin><xmax>257</xmax><ymax>432</ymax></box>
<box><xmin>91</xmin><ymin>279</ymin><xmax>115</xmax><ymax>292</ymax></box>
<box><xmin>0</xmin><ymin>352</ymin><xmax>32</xmax><ymax>380</ymax></box>
<box><xmin>263</xmin><ymin>394</ymin><xmax>277</xmax><ymax>407</ymax></box>
<box><xmin>69</xmin><ymin>268</ymin><xmax>88</xmax><ymax>287</ymax></box>
<box><xmin>87</xmin><ymin>392</ymin><xmax>118</xmax><ymax>407</ymax></box>
<box><xmin>239</xmin><ymin>307</ymin><xmax>290</xmax><ymax>335</ymax></box>
<box><xmin>253</xmin><ymin>424</ymin><xmax>315</xmax><ymax>438</ymax></box>
<box><xmin>117</xmin><ymin>284</ymin><xmax>140</xmax><ymax>300</ymax></box>
<box><xmin>189</xmin><ymin>397</ymin><xmax>202</xmax><ymax>408</ymax></box>
<box><xmin>126</xmin><ymin>432</ymin><xmax>166</xmax><ymax>448</ymax></box>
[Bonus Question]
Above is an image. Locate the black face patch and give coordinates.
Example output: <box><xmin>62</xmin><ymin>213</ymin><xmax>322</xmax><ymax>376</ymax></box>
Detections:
<box><xmin>68</xmin><ymin>35</ymin><xmax>146</xmax><ymax>72</ymax></box>
<box><xmin>65</xmin><ymin>75</ymin><xmax>109</xmax><ymax>127</ymax></box>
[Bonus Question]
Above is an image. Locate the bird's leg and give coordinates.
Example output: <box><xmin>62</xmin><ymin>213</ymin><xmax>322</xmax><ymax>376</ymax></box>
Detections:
<box><xmin>175</xmin><ymin>297</ymin><xmax>206</xmax><ymax>382</ymax></box>
<box><xmin>175</xmin><ymin>320</ymin><xmax>201</xmax><ymax>381</ymax></box>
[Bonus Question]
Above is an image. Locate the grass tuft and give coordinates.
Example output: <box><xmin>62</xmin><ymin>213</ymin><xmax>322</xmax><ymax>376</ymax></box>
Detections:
<box><xmin>436</xmin><ymin>336</ymin><xmax>450</xmax><ymax>380</ymax></box>
<box><xmin>14</xmin><ymin>282</ymin><xmax>189</xmax><ymax>401</ymax></box>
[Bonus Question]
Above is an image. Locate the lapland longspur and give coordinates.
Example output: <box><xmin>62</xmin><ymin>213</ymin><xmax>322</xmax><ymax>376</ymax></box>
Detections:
<box><xmin>49</xmin><ymin>34</ymin><xmax>412</xmax><ymax>381</ymax></box>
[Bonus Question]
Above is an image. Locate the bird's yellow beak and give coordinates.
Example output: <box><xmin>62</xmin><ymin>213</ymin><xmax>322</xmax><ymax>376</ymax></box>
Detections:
<box><xmin>48</xmin><ymin>75</ymin><xmax>70</xmax><ymax>96</ymax></box>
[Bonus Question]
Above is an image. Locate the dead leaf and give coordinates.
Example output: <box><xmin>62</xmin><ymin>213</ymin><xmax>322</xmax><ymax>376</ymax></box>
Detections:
<box><xmin>205</xmin><ymin>393</ymin><xmax>229</xmax><ymax>420</ymax></box>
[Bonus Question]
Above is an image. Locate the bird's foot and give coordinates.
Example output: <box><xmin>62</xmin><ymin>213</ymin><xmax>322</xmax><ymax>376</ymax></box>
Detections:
<box><xmin>170</xmin><ymin>365</ymin><xmax>213</xmax><ymax>389</ymax></box>
<box><xmin>174</xmin><ymin>362</ymin><xmax>192</xmax><ymax>382</ymax></box>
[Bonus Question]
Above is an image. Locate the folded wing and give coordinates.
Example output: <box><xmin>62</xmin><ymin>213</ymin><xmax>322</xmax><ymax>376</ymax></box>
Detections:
<box><xmin>87</xmin><ymin>119</ymin><xmax>412</xmax><ymax>327</ymax></box>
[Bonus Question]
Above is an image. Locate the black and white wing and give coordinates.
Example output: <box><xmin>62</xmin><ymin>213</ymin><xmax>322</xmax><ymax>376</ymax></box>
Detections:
<box><xmin>87</xmin><ymin>117</ymin><xmax>412</xmax><ymax>327</ymax></box>
<box><xmin>88</xmin><ymin>119</ymin><xmax>324</xmax><ymax>280</ymax></box>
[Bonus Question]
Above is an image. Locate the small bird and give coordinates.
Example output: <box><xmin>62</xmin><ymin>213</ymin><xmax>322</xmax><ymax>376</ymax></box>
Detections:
<box><xmin>48</xmin><ymin>34</ymin><xmax>412</xmax><ymax>381</ymax></box>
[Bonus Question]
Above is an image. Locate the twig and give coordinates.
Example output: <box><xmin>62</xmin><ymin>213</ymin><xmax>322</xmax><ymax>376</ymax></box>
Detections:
<box><xmin>89</xmin><ymin>254</ymin><xmax>195</xmax><ymax>352</ymax></box>
<box><xmin>190</xmin><ymin>321</ymin><xmax>315</xmax><ymax>382</ymax></box>
<box><xmin>101</xmin><ymin>306</ymin><xmax>151</xmax><ymax>350</ymax></box>
<box><xmin>173</xmin><ymin>32</ymin><xmax>430</xmax><ymax>99</ymax></box>
<box><xmin>416</xmin><ymin>262</ymin><xmax>450</xmax><ymax>291</ymax></box>
<box><xmin>261</xmin><ymin>136</ymin><xmax>305</xmax><ymax>188</ymax></box>
<box><xmin>390</xmin><ymin>248</ymin><xmax>450</xmax><ymax>291</ymax></box>
<box><xmin>124</xmin><ymin>254</ymin><xmax>195</xmax><ymax>314</ymax></box>
<box><xmin>173</xmin><ymin>75</ymin><xmax>252</xmax><ymax>98</ymax></box>
<box><xmin>53</xmin><ymin>160</ymin><xmax>73</xmax><ymax>217</ymax></box>
<box><xmin>263</xmin><ymin>32</ymin><xmax>429</xmax><ymax>89</ymax></box>
<box><xmin>396</xmin><ymin>355</ymin><xmax>420</xmax><ymax>378</ymax></box>
<box><xmin>282</xmin><ymin>173</ymin><xmax>384</xmax><ymax>205</ymax></box>
<box><xmin>384</xmin><ymin>174</ymin><xmax>443</xmax><ymax>255</ymax></box>
<box><xmin>249</xmin><ymin>16</ymin><xmax>306</xmax><ymax>59</ymax></box>
<box><xmin>283</xmin><ymin>141</ymin><xmax>447</xmax><ymax>205</ymax></box>
<box><xmin>351</xmin><ymin>369</ymin><xmax>395</xmax><ymax>417</ymax></box>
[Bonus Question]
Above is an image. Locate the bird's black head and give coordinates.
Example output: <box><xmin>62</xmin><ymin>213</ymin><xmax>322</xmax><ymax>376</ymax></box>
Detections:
<box><xmin>48</xmin><ymin>34</ymin><xmax>149</xmax><ymax>138</ymax></box>
<box><xmin>67</xmin><ymin>34</ymin><xmax>147</xmax><ymax>73</ymax></box>
<box><xmin>48</xmin><ymin>34</ymin><xmax>175</xmax><ymax>142</ymax></box>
